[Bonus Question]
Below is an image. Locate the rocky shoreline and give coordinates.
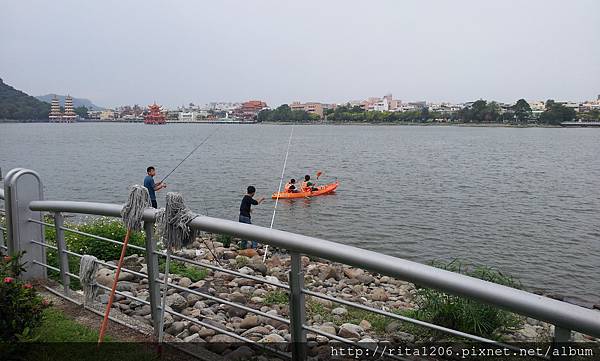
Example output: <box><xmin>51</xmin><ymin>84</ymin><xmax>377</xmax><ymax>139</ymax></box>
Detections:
<box><xmin>73</xmin><ymin>236</ymin><xmax>599</xmax><ymax>360</ymax></box>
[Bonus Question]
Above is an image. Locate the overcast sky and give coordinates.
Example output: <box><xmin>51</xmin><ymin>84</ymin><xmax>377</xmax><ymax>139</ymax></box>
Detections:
<box><xmin>1</xmin><ymin>0</ymin><xmax>599</xmax><ymax>108</ymax></box>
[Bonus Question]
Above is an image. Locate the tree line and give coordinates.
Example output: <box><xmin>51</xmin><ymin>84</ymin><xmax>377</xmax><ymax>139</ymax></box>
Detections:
<box><xmin>257</xmin><ymin>104</ymin><xmax>320</xmax><ymax>122</ymax></box>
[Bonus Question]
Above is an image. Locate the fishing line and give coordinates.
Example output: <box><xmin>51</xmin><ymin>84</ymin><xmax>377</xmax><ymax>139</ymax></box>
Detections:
<box><xmin>160</xmin><ymin>128</ymin><xmax>219</xmax><ymax>183</ymax></box>
<box><xmin>263</xmin><ymin>126</ymin><xmax>294</xmax><ymax>262</ymax></box>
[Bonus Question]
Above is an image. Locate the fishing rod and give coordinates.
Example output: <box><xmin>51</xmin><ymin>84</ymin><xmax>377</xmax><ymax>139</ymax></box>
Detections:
<box><xmin>263</xmin><ymin>126</ymin><xmax>294</xmax><ymax>262</ymax></box>
<box><xmin>159</xmin><ymin>128</ymin><xmax>219</xmax><ymax>183</ymax></box>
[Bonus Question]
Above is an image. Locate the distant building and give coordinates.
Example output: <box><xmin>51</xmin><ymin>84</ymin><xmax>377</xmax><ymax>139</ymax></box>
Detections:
<box><xmin>144</xmin><ymin>103</ymin><xmax>165</xmax><ymax>124</ymax></box>
<box><xmin>48</xmin><ymin>96</ymin><xmax>62</xmax><ymax>122</ymax></box>
<box><xmin>62</xmin><ymin>95</ymin><xmax>77</xmax><ymax>122</ymax></box>
<box><xmin>290</xmin><ymin>102</ymin><xmax>324</xmax><ymax>118</ymax></box>
<box><xmin>235</xmin><ymin>100</ymin><xmax>268</xmax><ymax>120</ymax></box>
<box><xmin>100</xmin><ymin>110</ymin><xmax>116</xmax><ymax>121</ymax></box>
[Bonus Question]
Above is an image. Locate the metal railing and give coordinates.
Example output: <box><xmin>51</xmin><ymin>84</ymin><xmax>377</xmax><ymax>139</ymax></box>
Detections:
<box><xmin>2</xmin><ymin>169</ymin><xmax>600</xmax><ymax>361</ymax></box>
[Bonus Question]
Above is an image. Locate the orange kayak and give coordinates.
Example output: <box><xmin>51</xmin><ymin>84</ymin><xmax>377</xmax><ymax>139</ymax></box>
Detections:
<box><xmin>272</xmin><ymin>181</ymin><xmax>339</xmax><ymax>199</ymax></box>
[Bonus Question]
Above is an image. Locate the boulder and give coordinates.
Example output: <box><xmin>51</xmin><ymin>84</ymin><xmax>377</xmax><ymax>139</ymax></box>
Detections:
<box><xmin>319</xmin><ymin>266</ymin><xmax>342</xmax><ymax>281</ymax></box>
<box><xmin>96</xmin><ymin>269</ymin><xmax>114</xmax><ymax>288</ymax></box>
<box><xmin>208</xmin><ymin>334</ymin><xmax>239</xmax><ymax>353</ymax></box>
<box><xmin>343</xmin><ymin>268</ymin><xmax>365</xmax><ymax>279</ymax></box>
<box><xmin>239</xmin><ymin>249</ymin><xmax>258</xmax><ymax>258</ymax></box>
<box><xmin>331</xmin><ymin>307</ymin><xmax>347</xmax><ymax>316</ymax></box>
<box><xmin>356</xmin><ymin>274</ymin><xmax>375</xmax><ymax>285</ymax></box>
<box><xmin>238</xmin><ymin>266</ymin><xmax>254</xmax><ymax>275</ymax></box>
<box><xmin>198</xmin><ymin>327</ymin><xmax>217</xmax><ymax>338</ymax></box>
<box><xmin>241</xmin><ymin>326</ymin><xmax>270</xmax><ymax>337</ymax></box>
<box><xmin>338</xmin><ymin>323</ymin><xmax>362</xmax><ymax>339</ymax></box>
<box><xmin>166</xmin><ymin>321</ymin><xmax>186</xmax><ymax>335</ymax></box>
<box><xmin>371</xmin><ymin>288</ymin><xmax>389</xmax><ymax>301</ymax></box>
<box><xmin>179</xmin><ymin>277</ymin><xmax>192</xmax><ymax>288</ymax></box>
<box><xmin>359</xmin><ymin>320</ymin><xmax>372</xmax><ymax>331</ymax></box>
<box><xmin>239</xmin><ymin>315</ymin><xmax>260</xmax><ymax>329</ymax></box>
<box><xmin>229</xmin><ymin>292</ymin><xmax>247</xmax><ymax>304</ymax></box>
<box><xmin>166</xmin><ymin>293</ymin><xmax>187</xmax><ymax>311</ymax></box>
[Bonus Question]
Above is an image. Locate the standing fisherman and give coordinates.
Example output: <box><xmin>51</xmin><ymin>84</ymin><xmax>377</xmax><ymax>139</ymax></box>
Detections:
<box><xmin>239</xmin><ymin>185</ymin><xmax>265</xmax><ymax>249</ymax></box>
<box><xmin>144</xmin><ymin>166</ymin><xmax>167</xmax><ymax>208</ymax></box>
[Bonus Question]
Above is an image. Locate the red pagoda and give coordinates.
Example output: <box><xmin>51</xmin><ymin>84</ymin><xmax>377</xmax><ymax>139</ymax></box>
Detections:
<box><xmin>144</xmin><ymin>103</ymin><xmax>166</xmax><ymax>124</ymax></box>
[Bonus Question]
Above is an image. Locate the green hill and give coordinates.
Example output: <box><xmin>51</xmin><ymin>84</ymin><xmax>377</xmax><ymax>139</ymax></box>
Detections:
<box><xmin>0</xmin><ymin>78</ymin><xmax>50</xmax><ymax>120</ymax></box>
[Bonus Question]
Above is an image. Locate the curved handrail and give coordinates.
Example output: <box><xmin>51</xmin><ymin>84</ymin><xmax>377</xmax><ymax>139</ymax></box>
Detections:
<box><xmin>29</xmin><ymin>199</ymin><xmax>600</xmax><ymax>338</ymax></box>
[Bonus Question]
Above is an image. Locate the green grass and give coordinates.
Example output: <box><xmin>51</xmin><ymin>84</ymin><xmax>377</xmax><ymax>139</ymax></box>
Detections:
<box><xmin>216</xmin><ymin>234</ymin><xmax>232</xmax><ymax>248</ymax></box>
<box><xmin>9</xmin><ymin>308</ymin><xmax>159</xmax><ymax>361</ymax></box>
<box><xmin>159</xmin><ymin>259</ymin><xmax>208</xmax><ymax>282</ymax></box>
<box><xmin>263</xmin><ymin>290</ymin><xmax>289</xmax><ymax>305</ymax></box>
<box><xmin>33</xmin><ymin>308</ymin><xmax>108</xmax><ymax>342</ymax></box>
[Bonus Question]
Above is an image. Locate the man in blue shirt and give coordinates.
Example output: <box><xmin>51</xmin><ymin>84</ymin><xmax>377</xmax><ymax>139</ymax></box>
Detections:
<box><xmin>144</xmin><ymin>166</ymin><xmax>166</xmax><ymax>208</ymax></box>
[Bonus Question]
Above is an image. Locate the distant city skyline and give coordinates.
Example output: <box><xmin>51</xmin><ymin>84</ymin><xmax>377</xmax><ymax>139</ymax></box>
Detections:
<box><xmin>1</xmin><ymin>0</ymin><xmax>599</xmax><ymax>108</ymax></box>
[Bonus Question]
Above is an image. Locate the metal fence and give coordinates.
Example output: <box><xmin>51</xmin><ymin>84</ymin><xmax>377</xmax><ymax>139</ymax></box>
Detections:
<box><xmin>2</xmin><ymin>168</ymin><xmax>600</xmax><ymax>361</ymax></box>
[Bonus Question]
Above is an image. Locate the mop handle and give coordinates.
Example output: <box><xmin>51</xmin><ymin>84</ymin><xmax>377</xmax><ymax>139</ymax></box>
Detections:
<box><xmin>158</xmin><ymin>251</ymin><xmax>171</xmax><ymax>343</ymax></box>
<box><xmin>160</xmin><ymin>128</ymin><xmax>219</xmax><ymax>183</ymax></box>
<box><xmin>98</xmin><ymin>228</ymin><xmax>131</xmax><ymax>345</ymax></box>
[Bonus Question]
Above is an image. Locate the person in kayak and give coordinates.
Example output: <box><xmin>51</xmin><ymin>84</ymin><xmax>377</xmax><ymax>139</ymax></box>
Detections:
<box><xmin>144</xmin><ymin>166</ymin><xmax>167</xmax><ymax>208</ymax></box>
<box><xmin>301</xmin><ymin>175</ymin><xmax>318</xmax><ymax>192</ymax></box>
<box><xmin>284</xmin><ymin>178</ymin><xmax>298</xmax><ymax>193</ymax></box>
<box><xmin>239</xmin><ymin>185</ymin><xmax>265</xmax><ymax>249</ymax></box>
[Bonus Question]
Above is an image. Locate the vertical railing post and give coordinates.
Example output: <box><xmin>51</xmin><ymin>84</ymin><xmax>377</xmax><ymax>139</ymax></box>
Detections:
<box><xmin>551</xmin><ymin>326</ymin><xmax>572</xmax><ymax>361</ymax></box>
<box><xmin>145</xmin><ymin>220</ymin><xmax>161</xmax><ymax>337</ymax></box>
<box><xmin>53</xmin><ymin>212</ymin><xmax>70</xmax><ymax>295</ymax></box>
<box><xmin>289</xmin><ymin>252</ymin><xmax>307</xmax><ymax>360</ymax></box>
<box><xmin>4</xmin><ymin>168</ymin><xmax>46</xmax><ymax>280</ymax></box>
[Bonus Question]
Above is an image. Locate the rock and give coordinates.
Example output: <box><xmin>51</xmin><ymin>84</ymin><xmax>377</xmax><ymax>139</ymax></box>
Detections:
<box><xmin>241</xmin><ymin>326</ymin><xmax>271</xmax><ymax>337</ymax></box>
<box><xmin>249</xmin><ymin>262</ymin><xmax>268</xmax><ymax>276</ymax></box>
<box><xmin>214</xmin><ymin>271</ymin><xmax>236</xmax><ymax>282</ymax></box>
<box><xmin>338</xmin><ymin>323</ymin><xmax>363</xmax><ymax>339</ymax></box>
<box><xmin>225</xmin><ymin>345</ymin><xmax>254</xmax><ymax>360</ymax></box>
<box><xmin>251</xmin><ymin>297</ymin><xmax>264</xmax><ymax>303</ymax></box>
<box><xmin>193</xmin><ymin>301</ymin><xmax>207</xmax><ymax>309</ymax></box>
<box><xmin>519</xmin><ymin>325</ymin><xmax>538</xmax><ymax>339</ymax></box>
<box><xmin>134</xmin><ymin>304</ymin><xmax>152</xmax><ymax>316</ymax></box>
<box><xmin>227</xmin><ymin>306</ymin><xmax>248</xmax><ymax>318</ymax></box>
<box><xmin>593</xmin><ymin>304</ymin><xmax>600</xmax><ymax>311</ymax></box>
<box><xmin>356</xmin><ymin>274</ymin><xmax>375</xmax><ymax>285</ymax></box>
<box><xmin>331</xmin><ymin>307</ymin><xmax>347</xmax><ymax>316</ymax></box>
<box><xmin>395</xmin><ymin>332</ymin><xmax>415</xmax><ymax>343</ymax></box>
<box><xmin>264</xmin><ymin>276</ymin><xmax>280</xmax><ymax>285</ymax></box>
<box><xmin>239</xmin><ymin>315</ymin><xmax>259</xmax><ymax>329</ymax></box>
<box><xmin>240</xmin><ymin>286</ymin><xmax>254</xmax><ymax>294</ymax></box>
<box><xmin>223</xmin><ymin>251</ymin><xmax>238</xmax><ymax>259</ymax></box>
<box><xmin>343</xmin><ymin>268</ymin><xmax>365</xmax><ymax>279</ymax></box>
<box><xmin>96</xmin><ymin>269</ymin><xmax>114</xmax><ymax>287</ymax></box>
<box><xmin>229</xmin><ymin>292</ymin><xmax>247</xmax><ymax>304</ymax></box>
<box><xmin>315</xmin><ymin>325</ymin><xmax>336</xmax><ymax>335</ymax></box>
<box><xmin>239</xmin><ymin>249</ymin><xmax>258</xmax><ymax>258</ymax></box>
<box><xmin>371</xmin><ymin>288</ymin><xmax>389</xmax><ymax>301</ymax></box>
<box><xmin>359</xmin><ymin>337</ymin><xmax>378</xmax><ymax>343</ymax></box>
<box><xmin>166</xmin><ymin>321</ymin><xmax>186</xmax><ymax>335</ymax></box>
<box><xmin>259</xmin><ymin>333</ymin><xmax>286</xmax><ymax>350</ymax></box>
<box><xmin>385</xmin><ymin>321</ymin><xmax>401</xmax><ymax>333</ymax></box>
<box><xmin>319</xmin><ymin>266</ymin><xmax>342</xmax><ymax>281</ymax></box>
<box><xmin>123</xmin><ymin>254</ymin><xmax>143</xmax><ymax>271</ymax></box>
<box><xmin>179</xmin><ymin>277</ymin><xmax>192</xmax><ymax>288</ymax></box>
<box><xmin>186</xmin><ymin>293</ymin><xmax>201</xmax><ymax>306</ymax></box>
<box><xmin>189</xmin><ymin>324</ymin><xmax>201</xmax><ymax>333</ymax></box>
<box><xmin>189</xmin><ymin>280</ymin><xmax>206</xmax><ymax>289</ymax></box>
<box><xmin>208</xmin><ymin>334</ymin><xmax>239</xmax><ymax>353</ymax></box>
<box><xmin>176</xmin><ymin>330</ymin><xmax>190</xmax><ymax>339</ymax></box>
<box><xmin>310</xmin><ymin>296</ymin><xmax>333</xmax><ymax>308</ymax></box>
<box><xmin>184</xmin><ymin>333</ymin><xmax>201</xmax><ymax>342</ymax></box>
<box><xmin>118</xmin><ymin>271</ymin><xmax>136</xmax><ymax>282</ymax></box>
<box><xmin>166</xmin><ymin>293</ymin><xmax>187</xmax><ymax>311</ymax></box>
<box><xmin>238</xmin><ymin>266</ymin><xmax>254</xmax><ymax>275</ymax></box>
<box><xmin>235</xmin><ymin>278</ymin><xmax>256</xmax><ymax>287</ymax></box>
<box><xmin>359</xmin><ymin>320</ymin><xmax>372</xmax><ymax>331</ymax></box>
<box><xmin>139</xmin><ymin>264</ymin><xmax>148</xmax><ymax>274</ymax></box>
<box><xmin>116</xmin><ymin>281</ymin><xmax>138</xmax><ymax>292</ymax></box>
<box><xmin>198</xmin><ymin>328</ymin><xmax>217</xmax><ymax>338</ymax></box>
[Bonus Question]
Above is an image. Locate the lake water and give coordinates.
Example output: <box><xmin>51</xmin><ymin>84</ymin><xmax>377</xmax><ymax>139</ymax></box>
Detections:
<box><xmin>1</xmin><ymin>123</ymin><xmax>599</xmax><ymax>305</ymax></box>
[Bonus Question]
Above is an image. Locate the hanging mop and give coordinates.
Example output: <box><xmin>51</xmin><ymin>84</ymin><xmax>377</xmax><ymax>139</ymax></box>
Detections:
<box><xmin>155</xmin><ymin>192</ymin><xmax>200</xmax><ymax>344</ymax></box>
<box><xmin>97</xmin><ymin>185</ymin><xmax>150</xmax><ymax>344</ymax></box>
<box><xmin>79</xmin><ymin>254</ymin><xmax>98</xmax><ymax>305</ymax></box>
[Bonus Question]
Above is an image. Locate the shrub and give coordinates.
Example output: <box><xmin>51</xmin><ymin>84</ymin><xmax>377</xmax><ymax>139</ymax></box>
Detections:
<box><xmin>159</xmin><ymin>260</ymin><xmax>208</xmax><ymax>282</ymax></box>
<box><xmin>216</xmin><ymin>234</ymin><xmax>232</xmax><ymax>248</ymax></box>
<box><xmin>412</xmin><ymin>260</ymin><xmax>522</xmax><ymax>339</ymax></box>
<box><xmin>45</xmin><ymin>217</ymin><xmax>146</xmax><ymax>289</ymax></box>
<box><xmin>0</xmin><ymin>251</ymin><xmax>51</xmax><ymax>342</ymax></box>
<box><xmin>263</xmin><ymin>290</ymin><xmax>289</xmax><ymax>305</ymax></box>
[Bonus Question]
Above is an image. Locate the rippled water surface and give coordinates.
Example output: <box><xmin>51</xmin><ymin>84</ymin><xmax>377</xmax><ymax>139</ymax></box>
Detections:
<box><xmin>1</xmin><ymin>123</ymin><xmax>599</xmax><ymax>304</ymax></box>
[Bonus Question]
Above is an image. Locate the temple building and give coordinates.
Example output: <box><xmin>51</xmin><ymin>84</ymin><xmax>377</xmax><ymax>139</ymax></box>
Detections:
<box><xmin>62</xmin><ymin>95</ymin><xmax>77</xmax><ymax>122</ymax></box>
<box><xmin>144</xmin><ymin>103</ymin><xmax>166</xmax><ymax>124</ymax></box>
<box><xmin>48</xmin><ymin>96</ymin><xmax>62</xmax><ymax>122</ymax></box>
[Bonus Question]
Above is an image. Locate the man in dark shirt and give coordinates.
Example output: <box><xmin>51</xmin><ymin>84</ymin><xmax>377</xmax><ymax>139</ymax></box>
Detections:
<box><xmin>239</xmin><ymin>185</ymin><xmax>265</xmax><ymax>249</ymax></box>
<box><xmin>143</xmin><ymin>166</ymin><xmax>166</xmax><ymax>208</ymax></box>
